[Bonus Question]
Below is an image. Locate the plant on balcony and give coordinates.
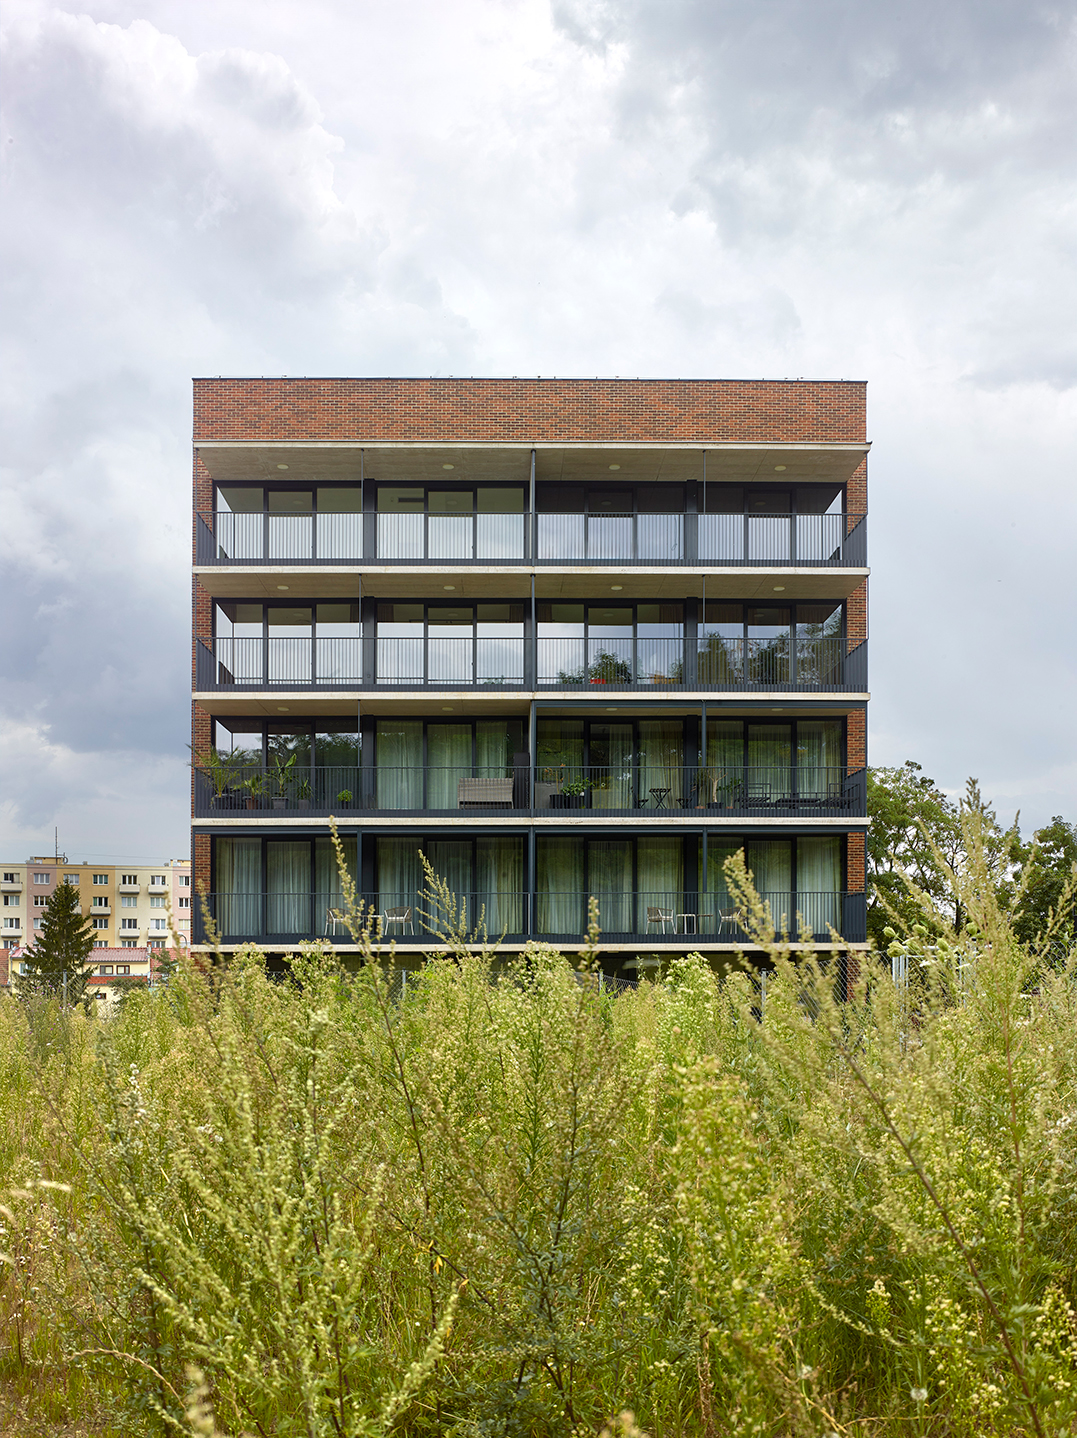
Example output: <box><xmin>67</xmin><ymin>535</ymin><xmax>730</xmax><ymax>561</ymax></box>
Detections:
<box><xmin>587</xmin><ymin>650</ymin><xmax>632</xmax><ymax>685</ymax></box>
<box><xmin>335</xmin><ymin>788</ymin><xmax>354</xmax><ymax>808</ymax></box>
<box><xmin>189</xmin><ymin>746</ymin><xmax>247</xmax><ymax>808</ymax></box>
<box><xmin>267</xmin><ymin>751</ymin><xmax>298</xmax><ymax>808</ymax></box>
<box><xmin>296</xmin><ymin>777</ymin><xmax>312</xmax><ymax>810</ymax></box>
<box><xmin>242</xmin><ymin>772</ymin><xmax>264</xmax><ymax>810</ymax></box>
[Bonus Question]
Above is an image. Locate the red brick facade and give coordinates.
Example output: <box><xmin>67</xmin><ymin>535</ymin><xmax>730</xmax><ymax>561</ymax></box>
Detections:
<box><xmin>847</xmin><ymin>833</ymin><xmax>866</xmax><ymax>893</ymax></box>
<box><xmin>193</xmin><ymin>377</ymin><xmax>867</xmax><ymax>445</ymax></box>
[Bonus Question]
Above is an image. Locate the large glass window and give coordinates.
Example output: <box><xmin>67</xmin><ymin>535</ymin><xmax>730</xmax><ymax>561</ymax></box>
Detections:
<box><xmin>374</xmin><ymin>836</ymin><xmax>524</xmax><ymax>937</ymax></box>
<box><xmin>536</xmin><ymin>601</ymin><xmax>683</xmax><ymax>685</ymax></box>
<box><xmin>374</xmin><ymin>603</ymin><xmax>524</xmax><ymax>686</ymax></box>
<box><xmin>376</xmin><ymin>486</ymin><xmax>526</xmax><ymax>560</ymax></box>
<box><xmin>700</xmin><ymin>483</ymin><xmax>845</xmax><ymax>562</ymax></box>
<box><xmin>373</xmin><ymin>718</ymin><xmax>525</xmax><ymax>811</ymax></box>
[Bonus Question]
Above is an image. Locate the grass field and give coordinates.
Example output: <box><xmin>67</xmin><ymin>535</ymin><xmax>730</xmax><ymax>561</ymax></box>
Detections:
<box><xmin>1</xmin><ymin>823</ymin><xmax>1076</xmax><ymax>1437</ymax></box>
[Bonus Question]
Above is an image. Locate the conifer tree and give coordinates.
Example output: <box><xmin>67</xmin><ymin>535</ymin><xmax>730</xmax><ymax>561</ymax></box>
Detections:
<box><xmin>19</xmin><ymin>880</ymin><xmax>96</xmax><ymax>1002</ymax></box>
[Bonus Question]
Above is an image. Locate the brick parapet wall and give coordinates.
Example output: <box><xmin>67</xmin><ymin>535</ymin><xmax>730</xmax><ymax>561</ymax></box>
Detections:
<box><xmin>192</xmin><ymin>378</ymin><xmax>867</xmax><ymax>444</ymax></box>
<box><xmin>193</xmin><ymin>833</ymin><xmax>211</xmax><ymax>901</ymax></box>
<box><xmin>847</xmin><ymin>833</ymin><xmax>865</xmax><ymax>893</ymax></box>
<box><xmin>847</xmin><ymin>710</ymin><xmax>866</xmax><ymax>771</ymax></box>
<box><xmin>846</xmin><ymin>581</ymin><xmax>867</xmax><ymax>649</ymax></box>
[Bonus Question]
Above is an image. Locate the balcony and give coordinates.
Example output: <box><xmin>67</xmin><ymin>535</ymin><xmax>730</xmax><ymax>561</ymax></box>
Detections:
<box><xmin>193</xmin><ymin>764</ymin><xmax>866</xmax><ymax>819</ymax></box>
<box><xmin>195</xmin><ymin>510</ymin><xmax>866</xmax><ymax>569</ymax></box>
<box><xmin>192</xmin><ymin>889</ymin><xmax>867</xmax><ymax>946</ymax></box>
<box><xmin>196</xmin><ymin>635</ymin><xmax>867</xmax><ymax>693</ymax></box>
<box><xmin>89</xmin><ymin>903</ymin><xmax>112</xmax><ymax>916</ymax></box>
<box><xmin>117</xmin><ymin>882</ymin><xmax>140</xmax><ymax>894</ymax></box>
<box><xmin>1</xmin><ymin>879</ymin><xmax>22</xmax><ymax>893</ymax></box>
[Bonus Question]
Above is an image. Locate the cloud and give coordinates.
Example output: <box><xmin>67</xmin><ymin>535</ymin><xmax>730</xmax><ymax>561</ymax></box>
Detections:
<box><xmin>1</xmin><ymin>0</ymin><xmax>1075</xmax><ymax>854</ymax></box>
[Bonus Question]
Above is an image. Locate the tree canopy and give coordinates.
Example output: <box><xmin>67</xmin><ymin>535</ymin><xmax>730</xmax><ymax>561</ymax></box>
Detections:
<box><xmin>18</xmin><ymin>880</ymin><xmax>96</xmax><ymax>1002</ymax></box>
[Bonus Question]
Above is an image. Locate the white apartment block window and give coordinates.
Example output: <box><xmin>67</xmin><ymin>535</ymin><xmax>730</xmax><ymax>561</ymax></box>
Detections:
<box><xmin>34</xmin><ymin>872</ymin><xmax>50</xmax><ymax>884</ymax></box>
<box><xmin>3</xmin><ymin>895</ymin><xmax>18</xmax><ymax>907</ymax></box>
<box><xmin>93</xmin><ymin>873</ymin><xmax>108</xmax><ymax>885</ymax></box>
<box><xmin>120</xmin><ymin>918</ymin><xmax>138</xmax><ymax>931</ymax></box>
<box><xmin>117</xmin><ymin>964</ymin><xmax>131</xmax><ymax>974</ymax></box>
<box><xmin>99</xmin><ymin>965</ymin><xmax>113</xmax><ymax>975</ymax></box>
<box><xmin>149</xmin><ymin>918</ymin><xmax>167</xmax><ymax>931</ymax></box>
<box><xmin>121</xmin><ymin>873</ymin><xmax>138</xmax><ymax>885</ymax></box>
<box><xmin>33</xmin><ymin>919</ymin><xmax>42</xmax><ymax>929</ymax></box>
<box><xmin>92</xmin><ymin>917</ymin><xmax>109</xmax><ymax>930</ymax></box>
<box><xmin>92</xmin><ymin>896</ymin><xmax>109</xmax><ymax>908</ymax></box>
<box><xmin>120</xmin><ymin>939</ymin><xmax>137</xmax><ymax>948</ymax></box>
<box><xmin>94</xmin><ymin>940</ymin><xmax>108</xmax><ymax>948</ymax></box>
<box><xmin>178</xmin><ymin>896</ymin><xmax>191</xmax><ymax>909</ymax></box>
<box><xmin>149</xmin><ymin>895</ymin><xmax>166</xmax><ymax>908</ymax></box>
<box><xmin>2</xmin><ymin>918</ymin><xmax>20</xmax><ymax>930</ymax></box>
<box><xmin>34</xmin><ymin>895</ymin><xmax>47</xmax><ymax>908</ymax></box>
<box><xmin>120</xmin><ymin>896</ymin><xmax>137</xmax><ymax>908</ymax></box>
<box><xmin>64</xmin><ymin>873</ymin><xmax>79</xmax><ymax>884</ymax></box>
<box><xmin>150</xmin><ymin>874</ymin><xmax>166</xmax><ymax>885</ymax></box>
<box><xmin>179</xmin><ymin>874</ymin><xmax>191</xmax><ymax>887</ymax></box>
<box><xmin>2</xmin><ymin>871</ymin><xmax>16</xmax><ymax>882</ymax></box>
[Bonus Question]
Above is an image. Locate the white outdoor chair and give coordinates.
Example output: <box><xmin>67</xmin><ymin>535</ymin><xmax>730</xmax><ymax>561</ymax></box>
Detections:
<box><xmin>380</xmin><ymin>905</ymin><xmax>414</xmax><ymax>935</ymax></box>
<box><xmin>647</xmin><ymin>905</ymin><xmax>675</xmax><ymax>934</ymax></box>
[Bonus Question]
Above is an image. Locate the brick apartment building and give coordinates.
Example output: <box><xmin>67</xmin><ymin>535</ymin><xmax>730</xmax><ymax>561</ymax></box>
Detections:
<box><xmin>190</xmin><ymin>378</ymin><xmax>869</xmax><ymax>974</ymax></box>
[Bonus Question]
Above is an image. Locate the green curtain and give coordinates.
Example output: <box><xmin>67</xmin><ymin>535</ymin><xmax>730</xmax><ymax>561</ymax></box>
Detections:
<box><xmin>589</xmin><ymin>839</ymin><xmax>632</xmax><ymax>934</ymax></box>
<box><xmin>590</xmin><ymin>724</ymin><xmax>633</xmax><ymax>810</ymax></box>
<box><xmin>797</xmin><ymin>721</ymin><xmax>843</xmax><ymax>800</ymax></box>
<box><xmin>424</xmin><ymin>840</ymin><xmax>473</xmax><ymax>930</ymax></box>
<box><xmin>747</xmin><ymin>724</ymin><xmax>792</xmax><ymax>802</ymax></box>
<box><xmin>427</xmin><ymin>725</ymin><xmax>472</xmax><ymax>809</ymax></box>
<box><xmin>797</xmin><ymin>836</ymin><xmax>842</xmax><ymax>936</ymax></box>
<box><xmin>639</xmin><ymin>720</ymin><xmax>683</xmax><ymax>808</ymax></box>
<box><xmin>747</xmin><ymin>840</ymin><xmax>793</xmax><ymax>934</ymax></box>
<box><xmin>216</xmin><ymin>838</ymin><xmax>262</xmax><ymax>936</ymax></box>
<box><xmin>376</xmin><ymin>838</ymin><xmax>422</xmax><ymax>921</ymax></box>
<box><xmin>476</xmin><ymin>837</ymin><xmax>524</xmax><ymax>935</ymax></box>
<box><xmin>638</xmin><ymin>836</ymin><xmax>683</xmax><ymax>930</ymax></box>
<box><xmin>376</xmin><ymin>721</ymin><xmax>422</xmax><ymax>809</ymax></box>
<box><xmin>267</xmin><ymin>841</ymin><xmax>310</xmax><ymax>934</ymax></box>
<box><xmin>705</xmin><ymin>721</ymin><xmax>743</xmax><ymax>805</ymax></box>
<box><xmin>476</xmin><ymin>721</ymin><xmax>514</xmax><ymax>776</ymax></box>
<box><xmin>537</xmin><ymin>837</ymin><xmax>584</xmax><ymax>934</ymax></box>
<box><xmin>316</xmin><ymin>837</ymin><xmax>356</xmax><ymax>934</ymax></box>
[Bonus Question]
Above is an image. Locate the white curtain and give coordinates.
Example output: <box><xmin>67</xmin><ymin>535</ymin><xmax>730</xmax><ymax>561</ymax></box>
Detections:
<box><xmin>425</xmin><ymin>841</ymin><xmax>472</xmax><ymax>930</ymax></box>
<box><xmin>797</xmin><ymin>837</ymin><xmax>842</xmax><ymax>936</ymax></box>
<box><xmin>639</xmin><ymin>720</ymin><xmax>683</xmax><ymax>808</ymax></box>
<box><xmin>747</xmin><ymin>840</ymin><xmax>793</xmax><ymax>934</ymax></box>
<box><xmin>376</xmin><ymin>721</ymin><xmax>422</xmax><ymax>809</ymax></box>
<box><xmin>638</xmin><ymin>837</ymin><xmax>683</xmax><ymax>929</ymax></box>
<box><xmin>267</xmin><ymin>841</ymin><xmax>310</xmax><ymax>934</ymax></box>
<box><xmin>590</xmin><ymin>724</ymin><xmax>633</xmax><ymax>810</ymax></box>
<box><xmin>216</xmin><ymin>838</ymin><xmax>262</xmax><ymax>936</ymax></box>
<box><xmin>705</xmin><ymin>721</ymin><xmax>743</xmax><ymax>805</ymax></box>
<box><xmin>316</xmin><ymin>837</ymin><xmax>356</xmax><ymax>932</ymax></box>
<box><xmin>589</xmin><ymin>840</ymin><xmax>632</xmax><ymax>934</ymax></box>
<box><xmin>797</xmin><ymin>721</ymin><xmax>843</xmax><ymax>800</ymax></box>
<box><xmin>538</xmin><ymin>837</ymin><xmax>584</xmax><ymax>934</ymax></box>
<box><xmin>476</xmin><ymin>838</ymin><xmax>523</xmax><ymax>935</ymax></box>
<box><xmin>747</xmin><ymin>725</ymin><xmax>792</xmax><ymax>802</ymax></box>
<box><xmin>427</xmin><ymin>725</ymin><xmax>472</xmax><ymax>809</ymax></box>
<box><xmin>377</xmin><ymin>839</ymin><xmax>422</xmax><ymax>918</ymax></box>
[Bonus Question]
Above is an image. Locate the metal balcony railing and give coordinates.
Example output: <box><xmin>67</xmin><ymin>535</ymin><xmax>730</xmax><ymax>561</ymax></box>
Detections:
<box><xmin>195</xmin><ymin>636</ymin><xmax>867</xmax><ymax>692</ymax></box>
<box><xmin>192</xmin><ymin>764</ymin><xmax>866</xmax><ymax>818</ymax></box>
<box><xmin>192</xmin><ymin>889</ymin><xmax>867</xmax><ymax>945</ymax></box>
<box><xmin>195</xmin><ymin>511</ymin><xmax>867</xmax><ymax>568</ymax></box>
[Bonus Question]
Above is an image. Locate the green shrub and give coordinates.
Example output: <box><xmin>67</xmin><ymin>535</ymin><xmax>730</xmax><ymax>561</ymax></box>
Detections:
<box><xmin>1</xmin><ymin>812</ymin><xmax>1076</xmax><ymax>1436</ymax></box>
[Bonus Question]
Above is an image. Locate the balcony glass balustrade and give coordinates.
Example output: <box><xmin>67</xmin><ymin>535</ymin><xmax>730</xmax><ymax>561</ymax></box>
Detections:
<box><xmin>193</xmin><ymin>763</ymin><xmax>866</xmax><ymax>817</ymax></box>
<box><xmin>196</xmin><ymin>633</ymin><xmax>866</xmax><ymax>691</ymax></box>
<box><xmin>196</xmin><ymin>510</ymin><xmax>866</xmax><ymax>567</ymax></box>
<box><xmin>193</xmin><ymin>887</ymin><xmax>866</xmax><ymax>944</ymax></box>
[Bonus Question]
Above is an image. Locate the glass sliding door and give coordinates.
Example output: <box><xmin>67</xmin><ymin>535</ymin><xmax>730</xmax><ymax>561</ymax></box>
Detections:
<box><xmin>746</xmin><ymin>840</ymin><xmax>793</xmax><ymax>935</ymax></box>
<box><xmin>476</xmin><ymin>837</ymin><xmax>524</xmax><ymax>936</ymax></box>
<box><xmin>215</xmin><ymin>602</ymin><xmax>263</xmax><ymax>685</ymax></box>
<box><xmin>638</xmin><ymin>837</ymin><xmax>683</xmax><ymax>933</ymax></box>
<box><xmin>316</xmin><ymin>836</ymin><xmax>356</xmax><ymax>935</ymax></box>
<box><xmin>589</xmin><ymin>839</ymin><xmax>632</xmax><ymax>934</ymax></box>
<box><xmin>266</xmin><ymin>841</ymin><xmax>310</xmax><ymax>934</ymax></box>
<box><xmin>747</xmin><ymin>724</ymin><xmax>792</xmax><ymax>804</ymax></box>
<box><xmin>376</xmin><ymin>604</ymin><xmax>423</xmax><ymax>684</ymax></box>
<box><xmin>476</xmin><ymin>604</ymin><xmax>524</xmax><ymax>686</ymax></box>
<box><xmin>316</xmin><ymin>726</ymin><xmax>359</xmax><ymax>810</ymax></box>
<box><xmin>636</xmin><ymin>603</ymin><xmax>683</xmax><ymax>684</ymax></box>
<box><xmin>705</xmin><ymin>720</ymin><xmax>743</xmax><ymax>807</ymax></box>
<box><xmin>796</xmin><ymin>604</ymin><xmax>844</xmax><ymax>686</ymax></box>
<box><xmin>746</xmin><ymin>489</ymin><xmax>791</xmax><ymax>562</ymax></box>
<box><xmin>797</xmin><ymin>720</ymin><xmax>843</xmax><ymax>802</ymax></box>
<box><xmin>375</xmin><ymin>721</ymin><xmax>422</xmax><ymax>810</ymax></box>
<box><xmin>537</xmin><ymin>837</ymin><xmax>585</xmax><ymax>934</ymax></box>
<box><xmin>429</xmin><ymin>490</ymin><xmax>473</xmax><ymax>559</ymax></box>
<box><xmin>427</xmin><ymin>725</ymin><xmax>472</xmax><ymax>809</ymax></box>
<box><xmin>376</xmin><ymin>838</ymin><xmax>423</xmax><ymax>925</ymax></box>
<box><xmin>268</xmin><ymin>490</ymin><xmax>313</xmax><ymax>560</ymax></box>
<box><xmin>476</xmin><ymin>488</ymin><xmax>524</xmax><ymax>559</ymax></box>
<box><xmin>428</xmin><ymin>606</ymin><xmax>474</xmax><ymax>686</ymax></box>
<box><xmin>268</xmin><ymin>606</ymin><xmax>312</xmax><ymax>685</ymax></box>
<box><xmin>377</xmin><ymin>488</ymin><xmax>424</xmax><ymax>559</ymax></box>
<box><xmin>216</xmin><ymin>838</ymin><xmax>262</xmax><ymax>936</ymax></box>
<box><xmin>797</xmin><ymin>836</ymin><xmax>842</xmax><ymax>936</ymax></box>
<box><xmin>315</xmin><ymin>603</ymin><xmax>360</xmax><ymax>683</ymax></box>
<box><xmin>538</xmin><ymin>604</ymin><xmax>586</xmax><ymax>685</ymax></box>
<box><xmin>746</xmin><ymin>607</ymin><xmax>791</xmax><ymax>686</ymax></box>
<box><xmin>216</xmin><ymin>487</ymin><xmax>263</xmax><ymax>560</ymax></box>
<box><xmin>589</xmin><ymin>724</ymin><xmax>633</xmax><ymax>810</ymax></box>
<box><xmin>425</xmin><ymin>841</ymin><xmax>473</xmax><ymax>932</ymax></box>
<box><xmin>639</xmin><ymin>719</ymin><xmax>684</xmax><ymax>808</ymax></box>
<box><xmin>699</xmin><ymin>603</ymin><xmax>744</xmax><ymax>686</ymax></box>
<box><xmin>316</xmin><ymin>487</ymin><xmax>361</xmax><ymax>560</ymax></box>
<box><xmin>587</xmin><ymin>605</ymin><xmax>633</xmax><ymax>685</ymax></box>
<box><xmin>703</xmin><ymin>839</ymin><xmax>743</xmax><ymax>933</ymax></box>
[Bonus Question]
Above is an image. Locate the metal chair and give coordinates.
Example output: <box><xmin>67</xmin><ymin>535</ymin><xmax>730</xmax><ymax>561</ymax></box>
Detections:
<box><xmin>380</xmin><ymin>905</ymin><xmax>414</xmax><ymax>935</ymax></box>
<box><xmin>717</xmin><ymin>909</ymin><xmax>740</xmax><ymax>935</ymax></box>
<box><xmin>647</xmin><ymin>905</ymin><xmax>675</xmax><ymax>934</ymax></box>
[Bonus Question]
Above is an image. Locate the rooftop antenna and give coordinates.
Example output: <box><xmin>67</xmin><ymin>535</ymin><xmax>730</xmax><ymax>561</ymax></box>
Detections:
<box><xmin>55</xmin><ymin>827</ymin><xmax>59</xmax><ymax>863</ymax></box>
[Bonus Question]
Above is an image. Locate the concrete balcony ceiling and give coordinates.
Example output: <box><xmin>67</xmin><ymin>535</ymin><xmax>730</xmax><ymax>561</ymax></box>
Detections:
<box><xmin>194</xmin><ymin>441</ymin><xmax>869</xmax><ymax>488</ymax></box>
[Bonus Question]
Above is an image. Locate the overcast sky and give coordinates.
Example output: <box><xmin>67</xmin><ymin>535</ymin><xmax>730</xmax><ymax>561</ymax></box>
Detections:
<box><xmin>1</xmin><ymin>0</ymin><xmax>1075</xmax><ymax>862</ymax></box>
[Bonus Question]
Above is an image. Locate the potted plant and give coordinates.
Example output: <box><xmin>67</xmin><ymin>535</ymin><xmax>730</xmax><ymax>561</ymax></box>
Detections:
<box><xmin>267</xmin><ymin>751</ymin><xmax>298</xmax><ymax>809</ymax></box>
<box><xmin>189</xmin><ymin>746</ymin><xmax>243</xmax><ymax>809</ymax></box>
<box><xmin>588</xmin><ymin>650</ymin><xmax>632</xmax><ymax>685</ymax></box>
<box><xmin>551</xmin><ymin>770</ymin><xmax>590</xmax><ymax>809</ymax></box>
<box><xmin>336</xmin><ymin>788</ymin><xmax>353</xmax><ymax>809</ymax></box>
<box><xmin>242</xmin><ymin>772</ymin><xmax>264</xmax><ymax>810</ymax></box>
<box><xmin>297</xmin><ymin>777</ymin><xmax>312</xmax><ymax>811</ymax></box>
